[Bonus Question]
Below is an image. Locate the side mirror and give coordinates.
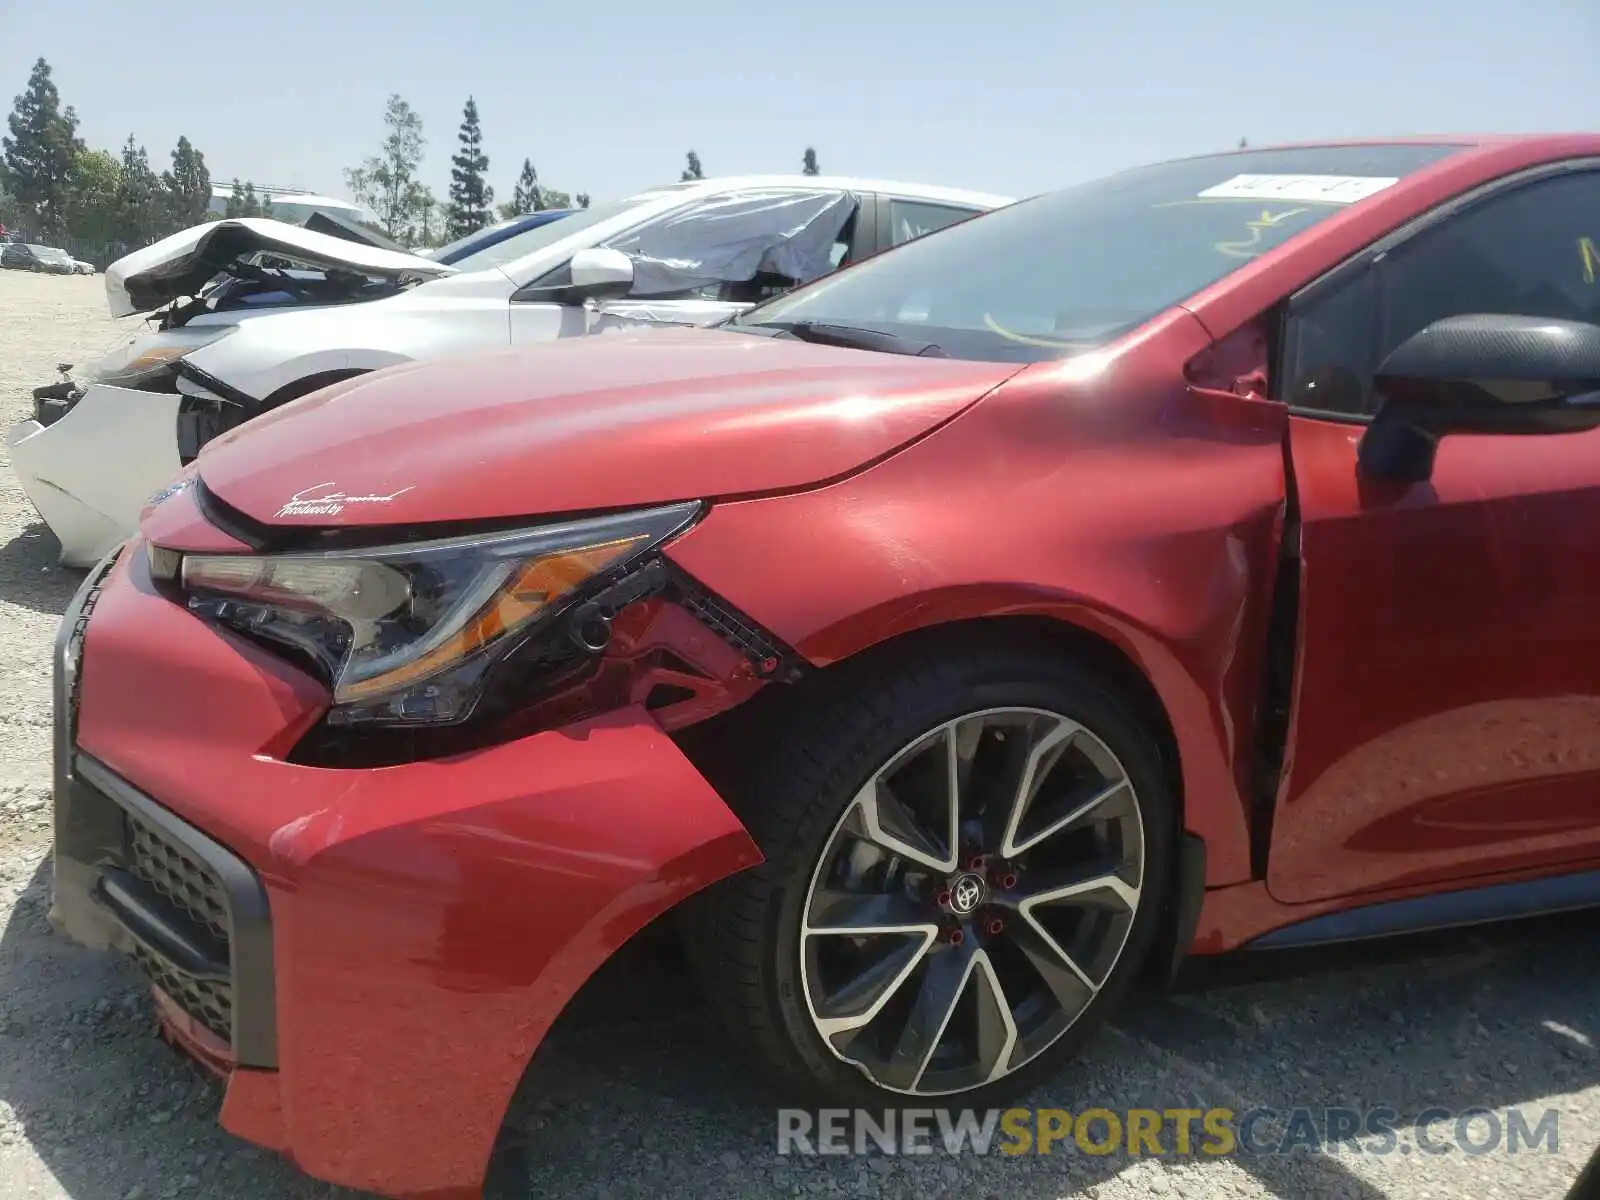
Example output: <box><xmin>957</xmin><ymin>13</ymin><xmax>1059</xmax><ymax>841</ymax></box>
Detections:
<box><xmin>567</xmin><ymin>247</ymin><xmax>634</xmax><ymax>302</ymax></box>
<box><xmin>1358</xmin><ymin>313</ymin><xmax>1600</xmax><ymax>483</ymax></box>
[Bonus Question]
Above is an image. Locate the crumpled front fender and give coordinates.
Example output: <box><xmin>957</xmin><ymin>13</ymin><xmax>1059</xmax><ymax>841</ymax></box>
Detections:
<box><xmin>9</xmin><ymin>382</ymin><xmax>182</xmax><ymax>566</ymax></box>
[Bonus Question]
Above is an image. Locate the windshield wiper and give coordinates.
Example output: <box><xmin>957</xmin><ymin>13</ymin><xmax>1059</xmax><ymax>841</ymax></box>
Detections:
<box><xmin>759</xmin><ymin>320</ymin><xmax>948</xmax><ymax>358</ymax></box>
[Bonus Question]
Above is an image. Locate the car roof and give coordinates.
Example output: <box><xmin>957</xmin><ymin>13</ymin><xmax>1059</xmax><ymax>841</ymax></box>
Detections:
<box><xmin>1159</xmin><ymin>132</ymin><xmax>1600</xmax><ymax>160</ymax></box>
<box><xmin>661</xmin><ymin>174</ymin><xmax>1014</xmax><ymax>209</ymax></box>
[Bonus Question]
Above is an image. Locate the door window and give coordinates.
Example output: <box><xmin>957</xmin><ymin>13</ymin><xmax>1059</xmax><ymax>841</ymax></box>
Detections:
<box><xmin>887</xmin><ymin>199</ymin><xmax>976</xmax><ymax>247</ymax></box>
<box><xmin>1284</xmin><ymin>169</ymin><xmax>1600</xmax><ymax>417</ymax></box>
<box><xmin>603</xmin><ymin>189</ymin><xmax>856</xmax><ymax>302</ymax></box>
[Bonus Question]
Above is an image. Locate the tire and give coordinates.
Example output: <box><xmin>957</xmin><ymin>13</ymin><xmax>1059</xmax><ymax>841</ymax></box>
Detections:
<box><xmin>684</xmin><ymin>639</ymin><xmax>1175</xmax><ymax>1105</ymax></box>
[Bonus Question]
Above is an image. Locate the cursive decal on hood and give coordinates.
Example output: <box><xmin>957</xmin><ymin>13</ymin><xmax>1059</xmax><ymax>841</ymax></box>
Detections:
<box><xmin>276</xmin><ymin>482</ymin><xmax>416</xmax><ymax>519</ymax></box>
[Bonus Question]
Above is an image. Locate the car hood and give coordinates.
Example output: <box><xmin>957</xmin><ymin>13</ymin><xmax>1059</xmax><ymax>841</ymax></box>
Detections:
<box><xmin>191</xmin><ymin>327</ymin><xmax>1022</xmax><ymax>528</ymax></box>
<box><xmin>105</xmin><ymin>218</ymin><xmax>454</xmax><ymax>317</ymax></box>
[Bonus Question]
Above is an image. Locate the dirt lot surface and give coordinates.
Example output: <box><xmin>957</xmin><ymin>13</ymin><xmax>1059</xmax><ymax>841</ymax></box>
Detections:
<box><xmin>0</xmin><ymin>269</ymin><xmax>1596</xmax><ymax>1200</ymax></box>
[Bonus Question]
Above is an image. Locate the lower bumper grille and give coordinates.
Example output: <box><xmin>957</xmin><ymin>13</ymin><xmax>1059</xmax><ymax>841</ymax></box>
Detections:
<box><xmin>127</xmin><ymin>810</ymin><xmax>232</xmax><ymax>942</ymax></box>
<box><xmin>132</xmin><ymin>943</ymin><xmax>234</xmax><ymax>1043</ymax></box>
<box><xmin>53</xmin><ymin>755</ymin><xmax>279</xmax><ymax>1069</ymax></box>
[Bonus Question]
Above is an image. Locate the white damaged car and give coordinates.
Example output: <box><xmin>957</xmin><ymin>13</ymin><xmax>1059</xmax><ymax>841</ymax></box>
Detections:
<box><xmin>10</xmin><ymin>175</ymin><xmax>1009</xmax><ymax>566</ymax></box>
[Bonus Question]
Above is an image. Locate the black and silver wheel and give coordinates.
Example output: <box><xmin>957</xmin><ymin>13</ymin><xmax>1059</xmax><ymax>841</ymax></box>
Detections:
<box><xmin>687</xmin><ymin>641</ymin><xmax>1173</xmax><ymax>1102</ymax></box>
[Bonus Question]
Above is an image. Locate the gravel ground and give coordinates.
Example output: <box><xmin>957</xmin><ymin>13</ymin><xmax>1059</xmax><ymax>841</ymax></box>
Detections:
<box><xmin>0</xmin><ymin>269</ymin><xmax>1596</xmax><ymax>1200</ymax></box>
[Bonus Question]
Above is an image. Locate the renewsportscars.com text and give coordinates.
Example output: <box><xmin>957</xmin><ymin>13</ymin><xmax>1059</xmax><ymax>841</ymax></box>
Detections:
<box><xmin>776</xmin><ymin>1106</ymin><xmax>1561</xmax><ymax>1158</ymax></box>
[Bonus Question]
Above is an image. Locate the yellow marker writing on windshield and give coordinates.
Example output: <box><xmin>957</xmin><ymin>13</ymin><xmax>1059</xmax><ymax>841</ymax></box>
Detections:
<box><xmin>981</xmin><ymin>312</ymin><xmax>1081</xmax><ymax>349</ymax></box>
<box><xmin>1215</xmin><ymin>208</ymin><xmax>1309</xmax><ymax>259</ymax></box>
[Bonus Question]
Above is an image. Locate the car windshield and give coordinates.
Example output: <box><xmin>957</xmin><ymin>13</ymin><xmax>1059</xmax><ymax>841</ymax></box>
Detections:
<box><xmin>427</xmin><ymin>211</ymin><xmax>569</xmax><ymax>264</ymax></box>
<box><xmin>444</xmin><ymin>189</ymin><xmax>689</xmax><ymax>273</ymax></box>
<box><xmin>736</xmin><ymin>144</ymin><xmax>1465</xmax><ymax>363</ymax></box>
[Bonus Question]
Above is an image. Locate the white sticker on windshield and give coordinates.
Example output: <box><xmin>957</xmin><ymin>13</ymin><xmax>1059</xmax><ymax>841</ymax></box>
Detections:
<box><xmin>1197</xmin><ymin>174</ymin><xmax>1400</xmax><ymax>204</ymax></box>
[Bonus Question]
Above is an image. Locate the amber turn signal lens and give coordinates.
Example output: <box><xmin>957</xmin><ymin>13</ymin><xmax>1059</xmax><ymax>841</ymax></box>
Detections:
<box><xmin>333</xmin><ymin>536</ymin><xmax>645</xmax><ymax>704</ymax></box>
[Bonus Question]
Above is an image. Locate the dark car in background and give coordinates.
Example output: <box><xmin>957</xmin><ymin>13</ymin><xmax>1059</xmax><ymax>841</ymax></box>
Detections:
<box><xmin>1</xmin><ymin>243</ymin><xmax>77</xmax><ymax>273</ymax></box>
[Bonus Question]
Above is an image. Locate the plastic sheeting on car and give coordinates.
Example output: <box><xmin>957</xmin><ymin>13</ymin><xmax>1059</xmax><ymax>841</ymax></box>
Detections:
<box><xmin>606</xmin><ymin>189</ymin><xmax>856</xmax><ymax>297</ymax></box>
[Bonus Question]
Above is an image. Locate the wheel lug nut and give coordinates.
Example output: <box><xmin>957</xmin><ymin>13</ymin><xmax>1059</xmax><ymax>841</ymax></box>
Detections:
<box><xmin>968</xmin><ymin>854</ymin><xmax>986</xmax><ymax>871</ymax></box>
<box><xmin>948</xmin><ymin>928</ymin><xmax>965</xmax><ymax>945</ymax></box>
<box><xmin>999</xmin><ymin>872</ymin><xmax>1018</xmax><ymax>890</ymax></box>
<box><xmin>935</xmin><ymin>889</ymin><xmax>952</xmax><ymax>908</ymax></box>
<box><xmin>986</xmin><ymin>918</ymin><xmax>1004</xmax><ymax>936</ymax></box>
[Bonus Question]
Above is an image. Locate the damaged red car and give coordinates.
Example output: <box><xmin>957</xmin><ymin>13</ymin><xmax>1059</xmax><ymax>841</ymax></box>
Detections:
<box><xmin>51</xmin><ymin>133</ymin><xmax>1600</xmax><ymax>1199</ymax></box>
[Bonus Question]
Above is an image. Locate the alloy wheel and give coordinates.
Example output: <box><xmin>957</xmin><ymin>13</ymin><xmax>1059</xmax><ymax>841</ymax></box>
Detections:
<box><xmin>798</xmin><ymin>706</ymin><xmax>1145</xmax><ymax>1096</ymax></box>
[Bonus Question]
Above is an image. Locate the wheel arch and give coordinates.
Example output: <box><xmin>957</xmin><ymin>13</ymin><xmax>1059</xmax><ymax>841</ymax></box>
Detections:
<box><xmin>673</xmin><ymin>602</ymin><xmax>1238</xmax><ymax>956</ymax></box>
<box><xmin>809</xmin><ymin>610</ymin><xmax>1222</xmax><ymax>977</ymax></box>
<box><xmin>818</xmin><ymin>613</ymin><xmax>1186</xmax><ymax>809</ymax></box>
<box><xmin>260</xmin><ymin>366</ymin><xmax>372</xmax><ymax>410</ymax></box>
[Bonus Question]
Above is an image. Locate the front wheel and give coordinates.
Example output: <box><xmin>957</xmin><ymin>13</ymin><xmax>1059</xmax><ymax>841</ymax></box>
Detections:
<box><xmin>686</xmin><ymin>643</ymin><xmax>1174</xmax><ymax>1103</ymax></box>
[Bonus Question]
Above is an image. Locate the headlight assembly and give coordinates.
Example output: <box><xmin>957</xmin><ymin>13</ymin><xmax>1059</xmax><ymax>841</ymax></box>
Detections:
<box><xmin>180</xmin><ymin>501</ymin><xmax>702</xmax><ymax>726</ymax></box>
<box><xmin>84</xmin><ymin>326</ymin><xmax>236</xmax><ymax>389</ymax></box>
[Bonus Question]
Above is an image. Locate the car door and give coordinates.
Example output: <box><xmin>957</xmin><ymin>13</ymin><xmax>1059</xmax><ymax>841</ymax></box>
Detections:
<box><xmin>1267</xmin><ymin>163</ymin><xmax>1600</xmax><ymax>905</ymax></box>
<box><xmin>585</xmin><ymin>187</ymin><xmax>864</xmax><ymax>335</ymax></box>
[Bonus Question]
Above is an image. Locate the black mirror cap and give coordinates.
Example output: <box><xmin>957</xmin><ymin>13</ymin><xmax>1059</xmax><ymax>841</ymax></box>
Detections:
<box><xmin>1360</xmin><ymin>314</ymin><xmax>1600</xmax><ymax>485</ymax></box>
<box><xmin>1375</xmin><ymin>313</ymin><xmax>1600</xmax><ymax>405</ymax></box>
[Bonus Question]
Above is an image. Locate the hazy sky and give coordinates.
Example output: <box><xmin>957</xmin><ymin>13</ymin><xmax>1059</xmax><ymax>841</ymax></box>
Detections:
<box><xmin>5</xmin><ymin>0</ymin><xmax>1597</xmax><ymax>206</ymax></box>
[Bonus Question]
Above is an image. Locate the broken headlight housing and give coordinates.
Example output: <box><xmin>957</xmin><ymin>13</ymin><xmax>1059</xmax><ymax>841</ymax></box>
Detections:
<box><xmin>85</xmin><ymin>326</ymin><xmax>236</xmax><ymax>389</ymax></box>
<box><xmin>180</xmin><ymin>502</ymin><xmax>701</xmax><ymax>727</ymax></box>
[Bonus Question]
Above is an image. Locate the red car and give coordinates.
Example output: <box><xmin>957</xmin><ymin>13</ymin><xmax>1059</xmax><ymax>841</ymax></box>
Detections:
<box><xmin>51</xmin><ymin>133</ymin><xmax>1600</xmax><ymax>1198</ymax></box>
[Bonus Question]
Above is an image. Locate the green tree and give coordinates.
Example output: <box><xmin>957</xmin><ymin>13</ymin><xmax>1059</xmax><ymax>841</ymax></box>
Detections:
<box><xmin>419</xmin><ymin>185</ymin><xmax>444</xmax><ymax>244</ymax></box>
<box><xmin>575</xmin><ymin>192</ymin><xmax>591</xmax><ymax>209</ymax></box>
<box><xmin>680</xmin><ymin>150</ymin><xmax>704</xmax><ymax>181</ymax></box>
<box><xmin>506</xmin><ymin>158</ymin><xmax>540</xmax><ymax>215</ymax></box>
<box><xmin>64</xmin><ymin>147</ymin><xmax>119</xmax><ymax>244</ymax></box>
<box><xmin>446</xmin><ymin>96</ymin><xmax>493</xmax><ymax>239</ymax></box>
<box><xmin>241</xmin><ymin>181</ymin><xmax>262</xmax><ymax>218</ymax></box>
<box><xmin>113</xmin><ymin>135</ymin><xmax>160</xmax><ymax>243</ymax></box>
<box><xmin>539</xmin><ymin>186</ymin><xmax>572</xmax><ymax>209</ymax></box>
<box><xmin>2</xmin><ymin>58</ymin><xmax>84</xmax><ymax>237</ymax></box>
<box><xmin>161</xmin><ymin>135</ymin><xmax>211</xmax><ymax>228</ymax></box>
<box><xmin>802</xmin><ymin>147</ymin><xmax>819</xmax><ymax>175</ymax></box>
<box><xmin>223</xmin><ymin>177</ymin><xmax>245</xmax><ymax>218</ymax></box>
<box><xmin>344</xmin><ymin>94</ymin><xmax>428</xmax><ymax>239</ymax></box>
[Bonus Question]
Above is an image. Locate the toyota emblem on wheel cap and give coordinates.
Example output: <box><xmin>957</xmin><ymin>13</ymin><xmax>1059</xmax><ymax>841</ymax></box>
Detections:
<box><xmin>949</xmin><ymin>873</ymin><xmax>985</xmax><ymax>915</ymax></box>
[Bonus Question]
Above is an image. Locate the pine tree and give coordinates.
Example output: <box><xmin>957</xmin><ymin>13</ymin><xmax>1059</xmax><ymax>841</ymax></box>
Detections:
<box><xmin>415</xmin><ymin>187</ymin><xmax>440</xmax><ymax>246</ymax></box>
<box><xmin>223</xmin><ymin>178</ymin><xmax>245</xmax><ymax>219</ymax></box>
<box><xmin>161</xmin><ymin>135</ymin><xmax>211</xmax><ymax>228</ymax></box>
<box><xmin>802</xmin><ymin>147</ymin><xmax>819</xmax><ymax>176</ymax></box>
<box><xmin>446</xmin><ymin>96</ymin><xmax>493</xmax><ymax>239</ymax></box>
<box><xmin>508</xmin><ymin>158</ymin><xmax>540</xmax><ymax>215</ymax></box>
<box><xmin>241</xmin><ymin>181</ymin><xmax>261</xmax><ymax>218</ymax></box>
<box><xmin>2</xmin><ymin>58</ymin><xmax>84</xmax><ymax>237</ymax></box>
<box><xmin>113</xmin><ymin>135</ymin><xmax>159</xmax><ymax>243</ymax></box>
<box><xmin>680</xmin><ymin>150</ymin><xmax>703</xmax><ymax>181</ymax></box>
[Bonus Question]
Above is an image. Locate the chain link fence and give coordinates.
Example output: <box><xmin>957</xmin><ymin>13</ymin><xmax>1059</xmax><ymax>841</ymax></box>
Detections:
<box><xmin>1</xmin><ymin>227</ymin><xmax>152</xmax><ymax>271</ymax></box>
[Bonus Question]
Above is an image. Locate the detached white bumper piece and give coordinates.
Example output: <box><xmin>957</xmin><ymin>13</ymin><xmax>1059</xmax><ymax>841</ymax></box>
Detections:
<box><xmin>9</xmin><ymin>384</ymin><xmax>184</xmax><ymax>568</ymax></box>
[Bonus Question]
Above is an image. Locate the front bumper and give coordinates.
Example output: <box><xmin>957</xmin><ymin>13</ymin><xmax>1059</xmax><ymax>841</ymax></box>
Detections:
<box><xmin>10</xmin><ymin>382</ymin><xmax>184</xmax><ymax>568</ymax></box>
<box><xmin>51</xmin><ymin>541</ymin><xmax>763</xmax><ymax>1199</ymax></box>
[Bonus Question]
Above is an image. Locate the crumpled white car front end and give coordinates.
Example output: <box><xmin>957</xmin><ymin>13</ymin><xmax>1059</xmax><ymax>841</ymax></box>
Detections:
<box><xmin>9</xmin><ymin>381</ymin><xmax>184</xmax><ymax>567</ymax></box>
<box><xmin>9</xmin><ymin>218</ymin><xmax>454</xmax><ymax>566</ymax></box>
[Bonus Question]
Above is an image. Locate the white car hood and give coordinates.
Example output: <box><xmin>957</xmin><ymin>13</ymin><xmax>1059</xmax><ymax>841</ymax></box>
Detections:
<box><xmin>104</xmin><ymin>218</ymin><xmax>455</xmax><ymax>318</ymax></box>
